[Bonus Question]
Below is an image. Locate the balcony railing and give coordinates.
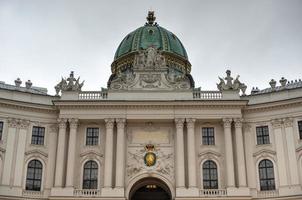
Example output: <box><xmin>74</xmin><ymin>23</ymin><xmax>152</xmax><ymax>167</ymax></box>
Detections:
<box><xmin>256</xmin><ymin>190</ymin><xmax>279</xmax><ymax>198</ymax></box>
<box><xmin>74</xmin><ymin>189</ymin><xmax>101</xmax><ymax>197</ymax></box>
<box><xmin>79</xmin><ymin>91</ymin><xmax>108</xmax><ymax>100</ymax></box>
<box><xmin>200</xmin><ymin>189</ymin><xmax>227</xmax><ymax>197</ymax></box>
<box><xmin>193</xmin><ymin>90</ymin><xmax>222</xmax><ymax>99</ymax></box>
<box><xmin>22</xmin><ymin>190</ymin><xmax>44</xmax><ymax>198</ymax></box>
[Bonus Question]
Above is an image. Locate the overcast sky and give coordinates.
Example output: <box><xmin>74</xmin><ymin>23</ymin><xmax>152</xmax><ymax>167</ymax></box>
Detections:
<box><xmin>0</xmin><ymin>0</ymin><xmax>302</xmax><ymax>95</ymax></box>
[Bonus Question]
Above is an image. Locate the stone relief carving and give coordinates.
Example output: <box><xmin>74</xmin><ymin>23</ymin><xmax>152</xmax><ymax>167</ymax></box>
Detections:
<box><xmin>217</xmin><ymin>70</ymin><xmax>247</xmax><ymax>95</ymax></box>
<box><xmin>134</xmin><ymin>47</ymin><xmax>166</xmax><ymax>69</ymax></box>
<box><xmin>126</xmin><ymin>146</ymin><xmax>174</xmax><ymax>182</ymax></box>
<box><xmin>55</xmin><ymin>71</ymin><xmax>84</xmax><ymax>95</ymax></box>
<box><xmin>109</xmin><ymin>47</ymin><xmax>191</xmax><ymax>90</ymax></box>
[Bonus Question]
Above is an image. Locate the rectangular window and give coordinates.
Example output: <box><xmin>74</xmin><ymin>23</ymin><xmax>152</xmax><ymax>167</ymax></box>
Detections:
<box><xmin>0</xmin><ymin>121</ymin><xmax>3</xmax><ymax>140</ymax></box>
<box><xmin>86</xmin><ymin>128</ymin><xmax>99</xmax><ymax>146</ymax></box>
<box><xmin>202</xmin><ymin>127</ymin><xmax>215</xmax><ymax>145</ymax></box>
<box><xmin>298</xmin><ymin>121</ymin><xmax>302</xmax><ymax>140</ymax></box>
<box><xmin>256</xmin><ymin>126</ymin><xmax>270</xmax><ymax>145</ymax></box>
<box><xmin>31</xmin><ymin>126</ymin><xmax>45</xmax><ymax>145</ymax></box>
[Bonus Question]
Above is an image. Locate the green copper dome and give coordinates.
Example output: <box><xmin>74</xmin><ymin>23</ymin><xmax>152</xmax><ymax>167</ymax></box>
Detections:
<box><xmin>114</xmin><ymin>23</ymin><xmax>188</xmax><ymax>61</ymax></box>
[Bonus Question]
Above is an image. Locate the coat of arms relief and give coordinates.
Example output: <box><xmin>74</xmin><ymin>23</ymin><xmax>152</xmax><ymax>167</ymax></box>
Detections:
<box><xmin>109</xmin><ymin>47</ymin><xmax>191</xmax><ymax>90</ymax></box>
<box><xmin>126</xmin><ymin>145</ymin><xmax>174</xmax><ymax>182</ymax></box>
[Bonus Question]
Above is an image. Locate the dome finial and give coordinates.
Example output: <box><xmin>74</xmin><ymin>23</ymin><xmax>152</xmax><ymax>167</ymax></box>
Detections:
<box><xmin>146</xmin><ymin>10</ymin><xmax>156</xmax><ymax>25</ymax></box>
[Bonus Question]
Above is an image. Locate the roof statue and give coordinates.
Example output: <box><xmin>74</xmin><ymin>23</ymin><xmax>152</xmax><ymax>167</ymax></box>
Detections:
<box><xmin>55</xmin><ymin>71</ymin><xmax>84</xmax><ymax>95</ymax></box>
<box><xmin>217</xmin><ymin>70</ymin><xmax>247</xmax><ymax>95</ymax></box>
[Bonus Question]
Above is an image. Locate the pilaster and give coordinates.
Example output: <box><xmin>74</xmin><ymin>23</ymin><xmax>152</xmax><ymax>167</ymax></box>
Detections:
<box><xmin>103</xmin><ymin>118</ymin><xmax>115</xmax><ymax>188</ymax></box>
<box><xmin>223</xmin><ymin>118</ymin><xmax>235</xmax><ymax>188</ymax></box>
<box><xmin>66</xmin><ymin>118</ymin><xmax>78</xmax><ymax>187</ymax></box>
<box><xmin>175</xmin><ymin>118</ymin><xmax>185</xmax><ymax>188</ymax></box>
<box><xmin>234</xmin><ymin>118</ymin><xmax>247</xmax><ymax>187</ymax></box>
<box><xmin>54</xmin><ymin>118</ymin><xmax>67</xmax><ymax>187</ymax></box>
<box><xmin>115</xmin><ymin>118</ymin><xmax>126</xmax><ymax>189</ymax></box>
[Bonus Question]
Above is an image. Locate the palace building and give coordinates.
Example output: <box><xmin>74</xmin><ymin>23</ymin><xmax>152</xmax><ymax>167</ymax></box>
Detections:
<box><xmin>0</xmin><ymin>11</ymin><xmax>302</xmax><ymax>200</ymax></box>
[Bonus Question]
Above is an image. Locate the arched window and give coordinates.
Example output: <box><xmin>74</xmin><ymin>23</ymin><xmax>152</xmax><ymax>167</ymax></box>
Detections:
<box><xmin>203</xmin><ymin>160</ymin><xmax>218</xmax><ymax>189</ymax></box>
<box><xmin>259</xmin><ymin>159</ymin><xmax>275</xmax><ymax>191</ymax></box>
<box><xmin>26</xmin><ymin>160</ymin><xmax>42</xmax><ymax>191</ymax></box>
<box><xmin>83</xmin><ymin>161</ymin><xmax>98</xmax><ymax>189</ymax></box>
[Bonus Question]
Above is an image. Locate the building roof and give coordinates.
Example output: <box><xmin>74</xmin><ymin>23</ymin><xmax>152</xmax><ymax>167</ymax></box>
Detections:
<box><xmin>114</xmin><ymin>12</ymin><xmax>188</xmax><ymax>61</ymax></box>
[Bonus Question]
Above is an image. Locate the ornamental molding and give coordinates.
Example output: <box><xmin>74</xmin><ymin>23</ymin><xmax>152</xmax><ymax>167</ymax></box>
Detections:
<box><xmin>57</xmin><ymin>118</ymin><xmax>67</xmax><ymax>129</ymax></box>
<box><xmin>7</xmin><ymin>118</ymin><xmax>30</xmax><ymax>129</ymax></box>
<box><xmin>0</xmin><ymin>101</ymin><xmax>57</xmax><ymax>114</ymax></box>
<box><xmin>243</xmin><ymin>98</ymin><xmax>302</xmax><ymax>113</ymax></box>
<box><xmin>175</xmin><ymin>118</ymin><xmax>185</xmax><ymax>129</ymax></box>
<box><xmin>80</xmin><ymin>149</ymin><xmax>103</xmax><ymax>159</ymax></box>
<box><xmin>109</xmin><ymin>47</ymin><xmax>191</xmax><ymax>91</ymax></box>
<box><xmin>253</xmin><ymin>149</ymin><xmax>276</xmax><ymax>158</ymax></box>
<box><xmin>0</xmin><ymin>147</ymin><xmax>6</xmax><ymax>153</ymax></box>
<box><xmin>25</xmin><ymin>149</ymin><xmax>48</xmax><ymax>158</ymax></box>
<box><xmin>198</xmin><ymin>150</ymin><xmax>222</xmax><ymax>162</ymax></box>
<box><xmin>126</xmin><ymin>147</ymin><xmax>174</xmax><ymax>182</ymax></box>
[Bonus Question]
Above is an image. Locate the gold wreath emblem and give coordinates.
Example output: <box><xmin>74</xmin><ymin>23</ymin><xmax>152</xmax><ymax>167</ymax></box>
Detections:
<box><xmin>144</xmin><ymin>152</ymin><xmax>156</xmax><ymax>167</ymax></box>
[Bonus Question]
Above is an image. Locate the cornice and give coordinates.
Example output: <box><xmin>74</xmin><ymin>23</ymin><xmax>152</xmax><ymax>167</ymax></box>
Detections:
<box><xmin>53</xmin><ymin>100</ymin><xmax>247</xmax><ymax>110</ymax></box>
<box><xmin>243</xmin><ymin>97</ymin><xmax>302</xmax><ymax>113</ymax></box>
<box><xmin>0</xmin><ymin>98</ymin><xmax>57</xmax><ymax>114</ymax></box>
<box><xmin>253</xmin><ymin>149</ymin><xmax>276</xmax><ymax>158</ymax></box>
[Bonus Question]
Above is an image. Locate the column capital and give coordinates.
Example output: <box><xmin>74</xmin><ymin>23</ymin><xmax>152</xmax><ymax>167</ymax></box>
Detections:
<box><xmin>68</xmin><ymin>118</ymin><xmax>79</xmax><ymax>129</ymax></box>
<box><xmin>186</xmin><ymin>118</ymin><xmax>196</xmax><ymax>129</ymax></box>
<box><xmin>271</xmin><ymin>118</ymin><xmax>282</xmax><ymax>129</ymax></box>
<box><xmin>223</xmin><ymin>118</ymin><xmax>232</xmax><ymax>128</ymax></box>
<box><xmin>116</xmin><ymin>118</ymin><xmax>126</xmax><ymax>129</ymax></box>
<box><xmin>57</xmin><ymin>118</ymin><xmax>67</xmax><ymax>129</ymax></box>
<box><xmin>283</xmin><ymin>117</ymin><xmax>293</xmax><ymax>127</ymax></box>
<box><xmin>243</xmin><ymin>123</ymin><xmax>252</xmax><ymax>132</ymax></box>
<box><xmin>234</xmin><ymin>118</ymin><xmax>243</xmax><ymax>128</ymax></box>
<box><xmin>105</xmin><ymin>118</ymin><xmax>115</xmax><ymax>129</ymax></box>
<box><xmin>49</xmin><ymin>124</ymin><xmax>58</xmax><ymax>133</ymax></box>
<box><xmin>19</xmin><ymin>119</ymin><xmax>30</xmax><ymax>129</ymax></box>
<box><xmin>175</xmin><ymin>118</ymin><xmax>185</xmax><ymax>129</ymax></box>
<box><xmin>7</xmin><ymin>118</ymin><xmax>18</xmax><ymax>128</ymax></box>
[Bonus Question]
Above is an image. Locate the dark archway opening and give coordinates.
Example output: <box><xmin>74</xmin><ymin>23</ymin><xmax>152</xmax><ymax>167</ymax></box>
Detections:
<box><xmin>129</xmin><ymin>178</ymin><xmax>171</xmax><ymax>200</ymax></box>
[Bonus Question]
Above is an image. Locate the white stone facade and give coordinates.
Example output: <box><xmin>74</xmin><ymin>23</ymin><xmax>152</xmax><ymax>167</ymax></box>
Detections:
<box><xmin>0</xmin><ymin>12</ymin><xmax>302</xmax><ymax>200</ymax></box>
<box><xmin>0</xmin><ymin>72</ymin><xmax>302</xmax><ymax>200</ymax></box>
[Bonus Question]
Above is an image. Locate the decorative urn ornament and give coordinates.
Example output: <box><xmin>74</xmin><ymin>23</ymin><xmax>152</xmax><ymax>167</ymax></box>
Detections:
<box><xmin>144</xmin><ymin>144</ymin><xmax>156</xmax><ymax>167</ymax></box>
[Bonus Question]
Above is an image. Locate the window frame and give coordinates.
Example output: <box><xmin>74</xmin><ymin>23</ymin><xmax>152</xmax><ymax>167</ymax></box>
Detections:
<box><xmin>25</xmin><ymin>159</ymin><xmax>43</xmax><ymax>191</ymax></box>
<box><xmin>202</xmin><ymin>160</ymin><xmax>218</xmax><ymax>189</ymax></box>
<box><xmin>256</xmin><ymin>126</ymin><xmax>270</xmax><ymax>145</ymax></box>
<box><xmin>31</xmin><ymin>126</ymin><xmax>45</xmax><ymax>145</ymax></box>
<box><xmin>0</xmin><ymin>121</ymin><xmax>3</xmax><ymax>141</ymax></box>
<box><xmin>85</xmin><ymin>127</ymin><xmax>99</xmax><ymax>146</ymax></box>
<box><xmin>298</xmin><ymin>121</ymin><xmax>302</xmax><ymax>140</ymax></box>
<box><xmin>202</xmin><ymin>127</ymin><xmax>215</xmax><ymax>145</ymax></box>
<box><xmin>82</xmin><ymin>160</ymin><xmax>98</xmax><ymax>189</ymax></box>
<box><xmin>258</xmin><ymin>159</ymin><xmax>276</xmax><ymax>191</ymax></box>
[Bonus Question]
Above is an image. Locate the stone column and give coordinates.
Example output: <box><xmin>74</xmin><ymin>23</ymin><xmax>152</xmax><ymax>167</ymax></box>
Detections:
<box><xmin>283</xmin><ymin>118</ymin><xmax>299</xmax><ymax>185</ymax></box>
<box><xmin>104</xmin><ymin>118</ymin><xmax>115</xmax><ymax>188</ymax></box>
<box><xmin>186</xmin><ymin>118</ymin><xmax>197</xmax><ymax>188</ymax></box>
<box><xmin>272</xmin><ymin>119</ymin><xmax>288</xmax><ymax>186</ymax></box>
<box><xmin>234</xmin><ymin>118</ymin><xmax>247</xmax><ymax>187</ymax></box>
<box><xmin>13</xmin><ymin>119</ymin><xmax>30</xmax><ymax>186</ymax></box>
<box><xmin>54</xmin><ymin>118</ymin><xmax>67</xmax><ymax>187</ymax></box>
<box><xmin>115</xmin><ymin>118</ymin><xmax>126</xmax><ymax>188</ymax></box>
<box><xmin>223</xmin><ymin>118</ymin><xmax>235</xmax><ymax>188</ymax></box>
<box><xmin>66</xmin><ymin>118</ymin><xmax>78</xmax><ymax>187</ymax></box>
<box><xmin>175</xmin><ymin>118</ymin><xmax>185</xmax><ymax>188</ymax></box>
<box><xmin>2</xmin><ymin>118</ymin><xmax>18</xmax><ymax>185</ymax></box>
<box><xmin>46</xmin><ymin>124</ymin><xmax>58</xmax><ymax>189</ymax></box>
<box><xmin>243</xmin><ymin>123</ymin><xmax>256</xmax><ymax>188</ymax></box>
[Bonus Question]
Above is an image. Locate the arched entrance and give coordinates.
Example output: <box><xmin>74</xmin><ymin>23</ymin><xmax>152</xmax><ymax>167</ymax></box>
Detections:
<box><xmin>129</xmin><ymin>178</ymin><xmax>172</xmax><ymax>200</ymax></box>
